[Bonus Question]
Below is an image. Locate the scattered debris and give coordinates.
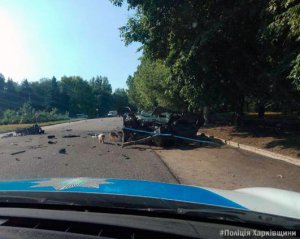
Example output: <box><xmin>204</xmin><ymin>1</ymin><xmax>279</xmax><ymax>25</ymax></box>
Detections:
<box><xmin>24</xmin><ymin>140</ymin><xmax>32</xmax><ymax>142</ymax></box>
<box><xmin>277</xmin><ymin>174</ymin><xmax>283</xmax><ymax>179</ymax></box>
<box><xmin>91</xmin><ymin>135</ymin><xmax>97</xmax><ymax>139</ymax></box>
<box><xmin>48</xmin><ymin>141</ymin><xmax>57</xmax><ymax>144</ymax></box>
<box><xmin>28</xmin><ymin>145</ymin><xmax>45</xmax><ymax>149</ymax></box>
<box><xmin>33</xmin><ymin>156</ymin><xmax>42</xmax><ymax>159</ymax></box>
<box><xmin>15</xmin><ymin>158</ymin><xmax>20</xmax><ymax>161</ymax></box>
<box><xmin>11</xmin><ymin>150</ymin><xmax>26</xmax><ymax>156</ymax></box>
<box><xmin>62</xmin><ymin>135</ymin><xmax>80</xmax><ymax>138</ymax></box>
<box><xmin>47</xmin><ymin>135</ymin><xmax>56</xmax><ymax>139</ymax></box>
<box><xmin>15</xmin><ymin>124</ymin><xmax>45</xmax><ymax>136</ymax></box>
<box><xmin>92</xmin><ymin>146</ymin><xmax>96</xmax><ymax>148</ymax></box>
<box><xmin>66</xmin><ymin>129</ymin><xmax>72</xmax><ymax>132</ymax></box>
<box><xmin>59</xmin><ymin>148</ymin><xmax>66</xmax><ymax>154</ymax></box>
<box><xmin>107</xmin><ymin>150</ymin><xmax>110</xmax><ymax>152</ymax></box>
<box><xmin>122</xmin><ymin>154</ymin><xmax>130</xmax><ymax>160</ymax></box>
<box><xmin>65</xmin><ymin>163</ymin><xmax>68</xmax><ymax>166</ymax></box>
<box><xmin>1</xmin><ymin>133</ymin><xmax>14</xmax><ymax>139</ymax></box>
<box><xmin>82</xmin><ymin>136</ymin><xmax>87</xmax><ymax>138</ymax></box>
<box><xmin>10</xmin><ymin>143</ymin><xmax>18</xmax><ymax>146</ymax></box>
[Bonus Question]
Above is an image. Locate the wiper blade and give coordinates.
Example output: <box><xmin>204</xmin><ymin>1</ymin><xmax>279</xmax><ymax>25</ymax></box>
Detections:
<box><xmin>0</xmin><ymin>195</ymin><xmax>79</xmax><ymax>206</ymax></box>
<box><xmin>129</xmin><ymin>207</ymin><xmax>300</xmax><ymax>230</ymax></box>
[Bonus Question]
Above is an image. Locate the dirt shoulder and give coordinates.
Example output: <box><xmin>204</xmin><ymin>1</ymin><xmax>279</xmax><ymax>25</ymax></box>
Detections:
<box><xmin>199</xmin><ymin>126</ymin><xmax>300</xmax><ymax>159</ymax></box>
<box><xmin>155</xmin><ymin>145</ymin><xmax>300</xmax><ymax>192</ymax></box>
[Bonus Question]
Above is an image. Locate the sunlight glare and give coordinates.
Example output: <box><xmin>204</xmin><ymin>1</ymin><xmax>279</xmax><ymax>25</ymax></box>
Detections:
<box><xmin>0</xmin><ymin>8</ymin><xmax>33</xmax><ymax>81</ymax></box>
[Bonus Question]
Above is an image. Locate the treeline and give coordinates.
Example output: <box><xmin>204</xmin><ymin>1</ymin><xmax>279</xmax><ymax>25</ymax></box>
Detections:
<box><xmin>0</xmin><ymin>74</ymin><xmax>129</xmax><ymax>123</ymax></box>
<box><xmin>113</xmin><ymin>0</ymin><xmax>300</xmax><ymax>118</ymax></box>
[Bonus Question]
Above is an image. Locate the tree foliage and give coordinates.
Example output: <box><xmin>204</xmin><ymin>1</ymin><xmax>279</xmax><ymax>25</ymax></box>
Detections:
<box><xmin>0</xmin><ymin>74</ymin><xmax>129</xmax><ymax>122</ymax></box>
<box><xmin>112</xmin><ymin>0</ymin><xmax>300</xmax><ymax>115</ymax></box>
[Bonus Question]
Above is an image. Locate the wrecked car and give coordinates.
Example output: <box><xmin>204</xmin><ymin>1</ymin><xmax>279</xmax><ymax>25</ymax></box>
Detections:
<box><xmin>123</xmin><ymin>107</ymin><xmax>204</xmax><ymax>147</ymax></box>
<box><xmin>15</xmin><ymin>124</ymin><xmax>45</xmax><ymax>136</ymax></box>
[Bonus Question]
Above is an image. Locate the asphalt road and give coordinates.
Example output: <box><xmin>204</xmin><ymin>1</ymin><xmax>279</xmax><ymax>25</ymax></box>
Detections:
<box><xmin>0</xmin><ymin>118</ymin><xmax>177</xmax><ymax>183</ymax></box>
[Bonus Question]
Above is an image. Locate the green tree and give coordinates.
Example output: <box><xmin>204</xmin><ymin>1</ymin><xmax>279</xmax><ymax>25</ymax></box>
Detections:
<box><xmin>4</xmin><ymin>79</ymin><xmax>19</xmax><ymax>109</ymax></box>
<box><xmin>90</xmin><ymin>76</ymin><xmax>113</xmax><ymax>116</ymax></box>
<box><xmin>127</xmin><ymin>57</ymin><xmax>185</xmax><ymax>111</ymax></box>
<box><xmin>60</xmin><ymin>76</ymin><xmax>94</xmax><ymax>116</ymax></box>
<box><xmin>112</xmin><ymin>0</ymin><xmax>269</xmax><ymax>115</ymax></box>
<box><xmin>0</xmin><ymin>74</ymin><xmax>5</xmax><ymax>112</ymax></box>
<box><xmin>50</xmin><ymin>76</ymin><xmax>60</xmax><ymax>109</ymax></box>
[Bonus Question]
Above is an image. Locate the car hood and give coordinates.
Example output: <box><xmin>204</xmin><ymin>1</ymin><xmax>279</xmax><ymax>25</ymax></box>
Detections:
<box><xmin>0</xmin><ymin>178</ymin><xmax>299</xmax><ymax>220</ymax></box>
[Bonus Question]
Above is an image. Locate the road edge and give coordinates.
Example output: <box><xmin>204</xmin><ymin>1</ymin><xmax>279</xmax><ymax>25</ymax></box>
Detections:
<box><xmin>152</xmin><ymin>149</ymin><xmax>182</xmax><ymax>184</ymax></box>
<box><xmin>200</xmin><ymin>133</ymin><xmax>300</xmax><ymax>167</ymax></box>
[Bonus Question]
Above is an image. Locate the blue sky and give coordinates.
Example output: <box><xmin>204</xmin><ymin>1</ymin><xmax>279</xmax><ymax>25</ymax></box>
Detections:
<box><xmin>0</xmin><ymin>0</ymin><xmax>141</xmax><ymax>90</ymax></box>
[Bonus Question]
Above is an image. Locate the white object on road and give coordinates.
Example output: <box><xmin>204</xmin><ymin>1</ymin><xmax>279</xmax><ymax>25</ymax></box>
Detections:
<box><xmin>98</xmin><ymin>134</ymin><xmax>105</xmax><ymax>144</ymax></box>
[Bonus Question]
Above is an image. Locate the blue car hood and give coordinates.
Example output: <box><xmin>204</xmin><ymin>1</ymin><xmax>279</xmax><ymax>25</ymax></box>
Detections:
<box><xmin>0</xmin><ymin>178</ymin><xmax>299</xmax><ymax>220</ymax></box>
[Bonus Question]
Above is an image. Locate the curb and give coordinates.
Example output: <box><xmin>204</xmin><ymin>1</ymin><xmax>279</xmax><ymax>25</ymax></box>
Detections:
<box><xmin>199</xmin><ymin>133</ymin><xmax>300</xmax><ymax>167</ymax></box>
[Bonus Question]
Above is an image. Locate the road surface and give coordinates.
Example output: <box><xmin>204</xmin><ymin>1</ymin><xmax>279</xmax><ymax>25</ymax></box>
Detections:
<box><xmin>0</xmin><ymin>118</ymin><xmax>177</xmax><ymax>182</ymax></box>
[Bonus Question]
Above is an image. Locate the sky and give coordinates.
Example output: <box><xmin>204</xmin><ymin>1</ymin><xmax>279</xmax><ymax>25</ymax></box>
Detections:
<box><xmin>0</xmin><ymin>0</ymin><xmax>142</xmax><ymax>90</ymax></box>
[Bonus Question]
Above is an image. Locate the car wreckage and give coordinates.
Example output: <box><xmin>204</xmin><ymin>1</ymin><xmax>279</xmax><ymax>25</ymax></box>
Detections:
<box><xmin>15</xmin><ymin>124</ymin><xmax>45</xmax><ymax>136</ymax></box>
<box><xmin>122</xmin><ymin>107</ymin><xmax>204</xmax><ymax>147</ymax></box>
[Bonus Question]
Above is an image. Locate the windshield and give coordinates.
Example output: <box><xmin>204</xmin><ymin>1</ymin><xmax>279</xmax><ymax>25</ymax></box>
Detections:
<box><xmin>0</xmin><ymin>0</ymin><xmax>299</xmax><ymax>230</ymax></box>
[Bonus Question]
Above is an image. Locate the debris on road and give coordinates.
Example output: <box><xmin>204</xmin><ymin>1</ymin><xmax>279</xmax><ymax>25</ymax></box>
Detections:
<box><xmin>59</xmin><ymin>148</ymin><xmax>66</xmax><ymax>154</ymax></box>
<box><xmin>15</xmin><ymin>124</ymin><xmax>45</xmax><ymax>136</ymax></box>
<box><xmin>122</xmin><ymin>154</ymin><xmax>130</xmax><ymax>160</ymax></box>
<box><xmin>11</xmin><ymin>150</ymin><xmax>26</xmax><ymax>155</ymax></box>
<box><xmin>92</xmin><ymin>146</ymin><xmax>96</xmax><ymax>148</ymax></box>
<box><xmin>48</xmin><ymin>141</ymin><xmax>57</xmax><ymax>144</ymax></box>
<box><xmin>62</xmin><ymin>135</ymin><xmax>80</xmax><ymax>138</ymax></box>
<box><xmin>66</xmin><ymin>129</ymin><xmax>72</xmax><ymax>132</ymax></box>
<box><xmin>277</xmin><ymin>174</ymin><xmax>284</xmax><ymax>179</ymax></box>
<box><xmin>28</xmin><ymin>144</ymin><xmax>46</xmax><ymax>149</ymax></box>
<box><xmin>15</xmin><ymin>158</ymin><xmax>20</xmax><ymax>161</ymax></box>
<box><xmin>47</xmin><ymin>135</ymin><xmax>56</xmax><ymax>139</ymax></box>
<box><xmin>1</xmin><ymin>133</ymin><xmax>14</xmax><ymax>139</ymax></box>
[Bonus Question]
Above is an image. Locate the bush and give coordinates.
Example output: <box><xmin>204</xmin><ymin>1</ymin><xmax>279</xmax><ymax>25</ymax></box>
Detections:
<box><xmin>0</xmin><ymin>103</ymin><xmax>69</xmax><ymax>125</ymax></box>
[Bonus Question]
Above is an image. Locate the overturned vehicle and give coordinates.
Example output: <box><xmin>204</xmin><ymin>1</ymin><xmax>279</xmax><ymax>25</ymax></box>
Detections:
<box><xmin>122</xmin><ymin>107</ymin><xmax>204</xmax><ymax>147</ymax></box>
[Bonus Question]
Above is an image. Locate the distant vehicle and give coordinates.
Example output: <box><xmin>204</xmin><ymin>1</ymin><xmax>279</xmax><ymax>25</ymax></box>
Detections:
<box><xmin>75</xmin><ymin>114</ymin><xmax>88</xmax><ymax>118</ymax></box>
<box><xmin>107</xmin><ymin>110</ymin><xmax>118</xmax><ymax>117</ymax></box>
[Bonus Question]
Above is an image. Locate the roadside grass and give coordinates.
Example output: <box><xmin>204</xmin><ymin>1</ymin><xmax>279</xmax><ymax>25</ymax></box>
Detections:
<box><xmin>0</xmin><ymin>118</ymin><xmax>86</xmax><ymax>134</ymax></box>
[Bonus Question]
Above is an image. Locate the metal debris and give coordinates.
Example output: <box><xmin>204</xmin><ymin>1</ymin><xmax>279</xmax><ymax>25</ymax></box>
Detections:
<box><xmin>1</xmin><ymin>133</ymin><xmax>13</xmax><ymax>139</ymax></box>
<box><xmin>62</xmin><ymin>135</ymin><xmax>80</xmax><ymax>138</ymax></box>
<box><xmin>48</xmin><ymin>141</ymin><xmax>57</xmax><ymax>144</ymax></box>
<box><xmin>11</xmin><ymin>150</ymin><xmax>26</xmax><ymax>155</ymax></box>
<box><xmin>15</xmin><ymin>124</ymin><xmax>45</xmax><ymax>136</ymax></box>
<box><xmin>59</xmin><ymin>148</ymin><xmax>66</xmax><ymax>154</ymax></box>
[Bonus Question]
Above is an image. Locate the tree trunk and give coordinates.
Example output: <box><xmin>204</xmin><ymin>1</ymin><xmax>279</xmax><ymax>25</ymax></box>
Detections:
<box><xmin>258</xmin><ymin>102</ymin><xmax>265</xmax><ymax>119</ymax></box>
<box><xmin>203</xmin><ymin>106</ymin><xmax>210</xmax><ymax>126</ymax></box>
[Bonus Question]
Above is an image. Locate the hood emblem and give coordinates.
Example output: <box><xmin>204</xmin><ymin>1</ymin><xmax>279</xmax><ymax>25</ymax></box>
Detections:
<box><xmin>31</xmin><ymin>178</ymin><xmax>112</xmax><ymax>190</ymax></box>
